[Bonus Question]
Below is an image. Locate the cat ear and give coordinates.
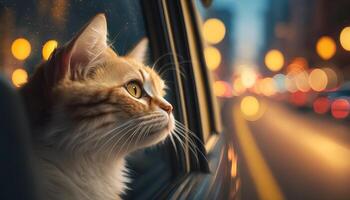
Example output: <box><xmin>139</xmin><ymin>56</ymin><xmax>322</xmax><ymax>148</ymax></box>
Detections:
<box><xmin>67</xmin><ymin>14</ymin><xmax>108</xmax><ymax>78</ymax></box>
<box><xmin>45</xmin><ymin>14</ymin><xmax>108</xmax><ymax>86</ymax></box>
<box><xmin>126</xmin><ymin>38</ymin><xmax>148</xmax><ymax>63</ymax></box>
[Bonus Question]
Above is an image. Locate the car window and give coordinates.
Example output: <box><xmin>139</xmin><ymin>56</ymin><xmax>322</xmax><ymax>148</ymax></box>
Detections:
<box><xmin>0</xmin><ymin>0</ymin><xmax>177</xmax><ymax>198</ymax></box>
<box><xmin>190</xmin><ymin>0</ymin><xmax>223</xmax><ymax>144</ymax></box>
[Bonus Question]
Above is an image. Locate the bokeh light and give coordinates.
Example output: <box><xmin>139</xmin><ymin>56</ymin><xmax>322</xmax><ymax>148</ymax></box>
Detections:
<box><xmin>203</xmin><ymin>18</ymin><xmax>226</xmax><ymax>44</ymax></box>
<box><xmin>260</xmin><ymin>77</ymin><xmax>277</xmax><ymax>96</ymax></box>
<box><xmin>287</xmin><ymin>57</ymin><xmax>308</xmax><ymax>74</ymax></box>
<box><xmin>42</xmin><ymin>40</ymin><xmax>58</xmax><ymax>60</ymax></box>
<box><xmin>323</xmin><ymin>67</ymin><xmax>338</xmax><ymax>89</ymax></box>
<box><xmin>11</xmin><ymin>68</ymin><xmax>28</xmax><ymax>87</ymax></box>
<box><xmin>204</xmin><ymin>46</ymin><xmax>221</xmax><ymax>70</ymax></box>
<box><xmin>285</xmin><ymin>73</ymin><xmax>298</xmax><ymax>93</ymax></box>
<box><xmin>273</xmin><ymin>74</ymin><xmax>286</xmax><ymax>92</ymax></box>
<box><xmin>240</xmin><ymin>96</ymin><xmax>260</xmax><ymax>119</ymax></box>
<box><xmin>252</xmin><ymin>82</ymin><xmax>261</xmax><ymax>94</ymax></box>
<box><xmin>309</xmin><ymin>68</ymin><xmax>328</xmax><ymax>92</ymax></box>
<box><xmin>264</xmin><ymin>49</ymin><xmax>284</xmax><ymax>72</ymax></box>
<box><xmin>290</xmin><ymin>91</ymin><xmax>308</xmax><ymax>106</ymax></box>
<box><xmin>313</xmin><ymin>97</ymin><xmax>330</xmax><ymax>114</ymax></box>
<box><xmin>227</xmin><ymin>147</ymin><xmax>237</xmax><ymax>177</ymax></box>
<box><xmin>240</xmin><ymin>68</ymin><xmax>257</xmax><ymax>88</ymax></box>
<box><xmin>232</xmin><ymin>78</ymin><xmax>246</xmax><ymax>96</ymax></box>
<box><xmin>331</xmin><ymin>98</ymin><xmax>350</xmax><ymax>119</ymax></box>
<box><xmin>295</xmin><ymin>71</ymin><xmax>310</xmax><ymax>92</ymax></box>
<box><xmin>339</xmin><ymin>26</ymin><xmax>350</xmax><ymax>51</ymax></box>
<box><xmin>11</xmin><ymin>38</ymin><xmax>31</xmax><ymax>60</ymax></box>
<box><xmin>316</xmin><ymin>36</ymin><xmax>336</xmax><ymax>60</ymax></box>
<box><xmin>240</xmin><ymin>96</ymin><xmax>266</xmax><ymax>121</ymax></box>
<box><xmin>213</xmin><ymin>81</ymin><xmax>232</xmax><ymax>97</ymax></box>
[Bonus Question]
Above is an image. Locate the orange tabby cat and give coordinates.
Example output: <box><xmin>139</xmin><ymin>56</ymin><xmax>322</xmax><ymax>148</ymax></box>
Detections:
<box><xmin>20</xmin><ymin>14</ymin><xmax>174</xmax><ymax>200</ymax></box>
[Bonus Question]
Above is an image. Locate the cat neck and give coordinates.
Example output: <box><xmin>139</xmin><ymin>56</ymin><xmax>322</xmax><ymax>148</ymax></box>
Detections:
<box><xmin>36</xmin><ymin>146</ymin><xmax>129</xmax><ymax>200</ymax></box>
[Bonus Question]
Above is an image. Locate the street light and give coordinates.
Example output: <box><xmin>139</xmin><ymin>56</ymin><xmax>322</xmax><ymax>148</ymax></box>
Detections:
<box><xmin>12</xmin><ymin>68</ymin><xmax>28</xmax><ymax>87</ymax></box>
<box><xmin>316</xmin><ymin>36</ymin><xmax>336</xmax><ymax>60</ymax></box>
<box><xmin>309</xmin><ymin>68</ymin><xmax>328</xmax><ymax>92</ymax></box>
<box><xmin>42</xmin><ymin>40</ymin><xmax>58</xmax><ymax>60</ymax></box>
<box><xmin>340</xmin><ymin>26</ymin><xmax>350</xmax><ymax>51</ymax></box>
<box><xmin>264</xmin><ymin>49</ymin><xmax>284</xmax><ymax>72</ymax></box>
<box><xmin>11</xmin><ymin>38</ymin><xmax>31</xmax><ymax>60</ymax></box>
<box><xmin>203</xmin><ymin>18</ymin><xmax>226</xmax><ymax>44</ymax></box>
<box><xmin>204</xmin><ymin>46</ymin><xmax>221</xmax><ymax>70</ymax></box>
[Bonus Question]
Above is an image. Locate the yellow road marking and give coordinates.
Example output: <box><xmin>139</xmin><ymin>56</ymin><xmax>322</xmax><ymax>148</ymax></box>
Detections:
<box><xmin>233</xmin><ymin>105</ymin><xmax>285</xmax><ymax>200</ymax></box>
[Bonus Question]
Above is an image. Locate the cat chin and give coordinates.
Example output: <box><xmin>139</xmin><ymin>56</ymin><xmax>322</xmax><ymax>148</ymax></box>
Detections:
<box><xmin>137</xmin><ymin>114</ymin><xmax>175</xmax><ymax>148</ymax></box>
<box><xmin>136</xmin><ymin>129</ymin><xmax>171</xmax><ymax>149</ymax></box>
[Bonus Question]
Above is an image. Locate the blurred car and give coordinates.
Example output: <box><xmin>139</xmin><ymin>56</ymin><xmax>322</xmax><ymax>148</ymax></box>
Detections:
<box><xmin>287</xmin><ymin>82</ymin><xmax>350</xmax><ymax>120</ymax></box>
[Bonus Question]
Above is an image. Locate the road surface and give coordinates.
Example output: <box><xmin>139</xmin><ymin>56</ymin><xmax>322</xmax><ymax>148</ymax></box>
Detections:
<box><xmin>232</xmin><ymin>99</ymin><xmax>350</xmax><ymax>200</ymax></box>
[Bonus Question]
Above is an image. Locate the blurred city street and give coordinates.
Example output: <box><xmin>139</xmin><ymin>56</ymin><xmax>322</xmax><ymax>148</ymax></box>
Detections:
<box><xmin>1</xmin><ymin>0</ymin><xmax>350</xmax><ymax>199</ymax></box>
<box><xmin>233</xmin><ymin>98</ymin><xmax>350</xmax><ymax>200</ymax></box>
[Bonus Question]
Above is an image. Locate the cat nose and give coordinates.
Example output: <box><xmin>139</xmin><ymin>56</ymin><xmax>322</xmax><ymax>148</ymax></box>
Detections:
<box><xmin>156</xmin><ymin>98</ymin><xmax>173</xmax><ymax>114</ymax></box>
<box><xmin>162</xmin><ymin>103</ymin><xmax>173</xmax><ymax>114</ymax></box>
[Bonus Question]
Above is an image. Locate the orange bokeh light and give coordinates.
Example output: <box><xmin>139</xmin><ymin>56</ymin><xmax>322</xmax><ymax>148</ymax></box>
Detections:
<box><xmin>11</xmin><ymin>68</ymin><xmax>28</xmax><ymax>87</ymax></box>
<box><xmin>286</xmin><ymin>57</ymin><xmax>308</xmax><ymax>74</ymax></box>
<box><xmin>204</xmin><ymin>46</ymin><xmax>222</xmax><ymax>70</ymax></box>
<box><xmin>264</xmin><ymin>49</ymin><xmax>284</xmax><ymax>72</ymax></box>
<box><xmin>313</xmin><ymin>97</ymin><xmax>330</xmax><ymax>114</ymax></box>
<box><xmin>309</xmin><ymin>69</ymin><xmax>328</xmax><ymax>92</ymax></box>
<box><xmin>233</xmin><ymin>78</ymin><xmax>246</xmax><ymax>96</ymax></box>
<box><xmin>290</xmin><ymin>91</ymin><xmax>308</xmax><ymax>106</ymax></box>
<box><xmin>316</xmin><ymin>36</ymin><xmax>336</xmax><ymax>60</ymax></box>
<box><xmin>214</xmin><ymin>81</ymin><xmax>232</xmax><ymax>97</ymax></box>
<box><xmin>331</xmin><ymin>99</ymin><xmax>350</xmax><ymax>119</ymax></box>
<box><xmin>203</xmin><ymin>18</ymin><xmax>226</xmax><ymax>44</ymax></box>
<box><xmin>260</xmin><ymin>77</ymin><xmax>277</xmax><ymax>96</ymax></box>
<box><xmin>42</xmin><ymin>40</ymin><xmax>58</xmax><ymax>60</ymax></box>
<box><xmin>11</xmin><ymin>38</ymin><xmax>31</xmax><ymax>60</ymax></box>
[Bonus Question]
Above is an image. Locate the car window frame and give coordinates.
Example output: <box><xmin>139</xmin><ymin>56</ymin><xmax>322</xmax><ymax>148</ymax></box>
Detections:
<box><xmin>153</xmin><ymin>0</ymin><xmax>223</xmax><ymax>171</ymax></box>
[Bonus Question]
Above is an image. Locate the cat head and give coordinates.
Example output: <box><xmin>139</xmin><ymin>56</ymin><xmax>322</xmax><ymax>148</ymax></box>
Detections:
<box><xmin>37</xmin><ymin>14</ymin><xmax>174</xmax><ymax>159</ymax></box>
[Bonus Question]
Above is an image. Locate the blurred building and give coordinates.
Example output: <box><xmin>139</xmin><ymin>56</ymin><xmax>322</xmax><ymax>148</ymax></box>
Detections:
<box><xmin>261</xmin><ymin>0</ymin><xmax>350</xmax><ymax>80</ymax></box>
<box><xmin>310</xmin><ymin>0</ymin><xmax>350</xmax><ymax>80</ymax></box>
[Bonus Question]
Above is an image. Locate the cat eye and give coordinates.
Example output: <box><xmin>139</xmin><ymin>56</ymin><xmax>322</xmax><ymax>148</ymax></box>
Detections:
<box><xmin>126</xmin><ymin>81</ymin><xmax>143</xmax><ymax>98</ymax></box>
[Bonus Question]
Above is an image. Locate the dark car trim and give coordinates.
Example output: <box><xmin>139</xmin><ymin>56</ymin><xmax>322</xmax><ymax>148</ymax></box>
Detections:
<box><xmin>141</xmin><ymin>0</ymin><xmax>238</xmax><ymax>199</ymax></box>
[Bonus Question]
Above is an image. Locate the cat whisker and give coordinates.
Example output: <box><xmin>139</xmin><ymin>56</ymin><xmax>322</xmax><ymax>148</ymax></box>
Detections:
<box><xmin>172</xmin><ymin>121</ymin><xmax>208</xmax><ymax>164</ymax></box>
<box><xmin>102</xmin><ymin>126</ymin><xmax>134</xmax><ymax>158</ymax></box>
<box><xmin>175</xmin><ymin>130</ymin><xmax>200</xmax><ymax>164</ymax></box>
<box><xmin>174</xmin><ymin>130</ymin><xmax>208</xmax><ymax>165</ymax></box>
<box><xmin>151</xmin><ymin>52</ymin><xmax>175</xmax><ymax>71</ymax></box>
<box><xmin>112</xmin><ymin>125</ymin><xmax>141</xmax><ymax>159</ymax></box>
<box><xmin>96</xmin><ymin>115</ymin><xmax>154</xmax><ymax>154</ymax></box>
<box><xmin>86</xmin><ymin>119</ymin><xmax>133</xmax><ymax>144</ymax></box>
<box><xmin>107</xmin><ymin>22</ymin><xmax>129</xmax><ymax>53</ymax></box>
<box><xmin>117</xmin><ymin>117</ymin><xmax>158</xmax><ymax>157</ymax></box>
<box><xmin>172</xmin><ymin>130</ymin><xmax>200</xmax><ymax>165</ymax></box>
<box><xmin>100</xmin><ymin>113</ymin><xmax>157</xmax><ymax>140</ymax></box>
<box><xmin>151</xmin><ymin>52</ymin><xmax>187</xmax><ymax>70</ymax></box>
<box><xmin>95</xmin><ymin>118</ymin><xmax>139</xmax><ymax>148</ymax></box>
<box><xmin>174</xmin><ymin>120</ymin><xmax>206</xmax><ymax>147</ymax></box>
<box><xmin>96</xmin><ymin>122</ymin><xmax>134</xmax><ymax>154</ymax></box>
<box><xmin>135</xmin><ymin>115</ymin><xmax>163</xmax><ymax>145</ymax></box>
<box><xmin>123</xmin><ymin>122</ymin><xmax>147</xmax><ymax>156</ymax></box>
<box><xmin>111</xmin><ymin>115</ymin><xmax>163</xmax><ymax>157</ymax></box>
<box><xmin>158</xmin><ymin>60</ymin><xmax>191</xmax><ymax>79</ymax></box>
<box><xmin>169</xmin><ymin>134</ymin><xmax>179</xmax><ymax>160</ymax></box>
<box><xmin>101</xmin><ymin>115</ymin><xmax>149</xmax><ymax>137</ymax></box>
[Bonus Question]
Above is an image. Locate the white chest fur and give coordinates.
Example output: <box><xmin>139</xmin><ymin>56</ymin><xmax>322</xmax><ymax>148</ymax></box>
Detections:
<box><xmin>37</xmin><ymin>152</ymin><xmax>129</xmax><ymax>200</ymax></box>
